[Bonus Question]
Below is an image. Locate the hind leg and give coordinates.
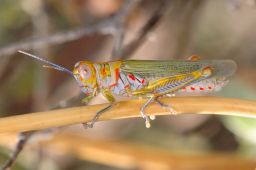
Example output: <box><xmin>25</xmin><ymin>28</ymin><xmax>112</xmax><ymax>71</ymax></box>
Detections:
<box><xmin>155</xmin><ymin>96</ymin><xmax>177</xmax><ymax>115</ymax></box>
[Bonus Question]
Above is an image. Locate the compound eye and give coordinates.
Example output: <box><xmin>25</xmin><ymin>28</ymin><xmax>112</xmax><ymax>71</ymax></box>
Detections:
<box><xmin>82</xmin><ymin>69</ymin><xmax>87</xmax><ymax>75</ymax></box>
<box><xmin>79</xmin><ymin>65</ymin><xmax>92</xmax><ymax>79</ymax></box>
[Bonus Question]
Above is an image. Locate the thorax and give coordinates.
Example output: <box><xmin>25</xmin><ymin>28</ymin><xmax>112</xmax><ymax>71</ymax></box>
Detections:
<box><xmin>93</xmin><ymin>61</ymin><xmax>122</xmax><ymax>89</ymax></box>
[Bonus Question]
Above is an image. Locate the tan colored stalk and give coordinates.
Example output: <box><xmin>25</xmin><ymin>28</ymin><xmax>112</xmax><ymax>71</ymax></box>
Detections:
<box><xmin>0</xmin><ymin>96</ymin><xmax>255</xmax><ymax>133</ymax></box>
<box><xmin>0</xmin><ymin>132</ymin><xmax>255</xmax><ymax>170</ymax></box>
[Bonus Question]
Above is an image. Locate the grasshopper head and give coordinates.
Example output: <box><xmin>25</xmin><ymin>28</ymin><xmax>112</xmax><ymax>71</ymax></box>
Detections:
<box><xmin>73</xmin><ymin>61</ymin><xmax>97</xmax><ymax>95</ymax></box>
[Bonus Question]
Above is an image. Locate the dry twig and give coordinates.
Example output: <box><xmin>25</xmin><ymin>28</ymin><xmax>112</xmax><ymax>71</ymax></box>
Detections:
<box><xmin>0</xmin><ymin>94</ymin><xmax>86</xmax><ymax>170</ymax></box>
<box><xmin>0</xmin><ymin>97</ymin><xmax>256</xmax><ymax>133</ymax></box>
<box><xmin>0</xmin><ymin>0</ymin><xmax>139</xmax><ymax>57</ymax></box>
<box><xmin>121</xmin><ymin>0</ymin><xmax>170</xmax><ymax>59</ymax></box>
<box><xmin>0</xmin><ymin>132</ymin><xmax>255</xmax><ymax>170</ymax></box>
<box><xmin>0</xmin><ymin>132</ymin><xmax>33</xmax><ymax>170</ymax></box>
<box><xmin>111</xmin><ymin>23</ymin><xmax>125</xmax><ymax>59</ymax></box>
<box><xmin>110</xmin><ymin>0</ymin><xmax>140</xmax><ymax>59</ymax></box>
<box><xmin>41</xmin><ymin>133</ymin><xmax>256</xmax><ymax>170</ymax></box>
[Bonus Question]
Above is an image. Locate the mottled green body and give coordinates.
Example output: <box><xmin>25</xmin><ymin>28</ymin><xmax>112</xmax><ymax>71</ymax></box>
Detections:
<box><xmin>18</xmin><ymin>51</ymin><xmax>237</xmax><ymax>128</ymax></box>
<box><xmin>73</xmin><ymin>59</ymin><xmax>236</xmax><ymax>128</ymax></box>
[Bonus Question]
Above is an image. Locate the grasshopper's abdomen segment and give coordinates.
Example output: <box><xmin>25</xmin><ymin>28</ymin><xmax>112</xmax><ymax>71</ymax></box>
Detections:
<box><xmin>179</xmin><ymin>77</ymin><xmax>229</xmax><ymax>94</ymax></box>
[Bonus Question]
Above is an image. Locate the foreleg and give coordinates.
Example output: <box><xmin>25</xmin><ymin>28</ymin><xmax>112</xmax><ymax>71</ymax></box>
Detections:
<box><xmin>83</xmin><ymin>89</ymin><xmax>116</xmax><ymax>128</ymax></box>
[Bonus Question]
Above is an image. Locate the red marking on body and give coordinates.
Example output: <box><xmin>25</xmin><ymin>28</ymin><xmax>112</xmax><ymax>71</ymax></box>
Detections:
<box><xmin>102</xmin><ymin>65</ymin><xmax>106</xmax><ymax>74</ymax></box>
<box><xmin>124</xmin><ymin>84</ymin><xmax>130</xmax><ymax>89</ymax></box>
<box><xmin>190</xmin><ymin>87</ymin><xmax>195</xmax><ymax>91</ymax></box>
<box><xmin>181</xmin><ymin>87</ymin><xmax>186</xmax><ymax>91</ymax></box>
<box><xmin>141</xmin><ymin>79</ymin><xmax>147</xmax><ymax>85</ymax></box>
<box><xmin>208</xmin><ymin>86</ymin><xmax>212</xmax><ymax>90</ymax></box>
<box><xmin>109</xmin><ymin>83</ymin><xmax>118</xmax><ymax>87</ymax></box>
<box><xmin>85</xmin><ymin>92</ymin><xmax>90</xmax><ymax>95</ymax></box>
<box><xmin>115</xmin><ymin>68</ymin><xmax>120</xmax><ymax>82</ymax></box>
<box><xmin>199</xmin><ymin>87</ymin><xmax>204</xmax><ymax>91</ymax></box>
<box><xmin>79</xmin><ymin>76</ymin><xmax>83</xmax><ymax>81</ymax></box>
<box><xmin>128</xmin><ymin>74</ymin><xmax>136</xmax><ymax>81</ymax></box>
<box><xmin>108</xmin><ymin>68</ymin><xmax>120</xmax><ymax>88</ymax></box>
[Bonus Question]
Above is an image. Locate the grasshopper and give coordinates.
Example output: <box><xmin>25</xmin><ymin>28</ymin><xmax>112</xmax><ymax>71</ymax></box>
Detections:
<box><xmin>18</xmin><ymin>51</ymin><xmax>237</xmax><ymax>128</ymax></box>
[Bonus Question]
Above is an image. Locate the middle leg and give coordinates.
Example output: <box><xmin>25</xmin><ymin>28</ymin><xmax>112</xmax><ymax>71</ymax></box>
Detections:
<box><xmin>140</xmin><ymin>96</ymin><xmax>155</xmax><ymax>128</ymax></box>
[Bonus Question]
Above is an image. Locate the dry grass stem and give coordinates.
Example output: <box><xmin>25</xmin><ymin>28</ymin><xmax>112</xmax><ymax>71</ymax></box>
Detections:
<box><xmin>0</xmin><ymin>96</ymin><xmax>255</xmax><ymax>133</ymax></box>
<box><xmin>0</xmin><ymin>132</ymin><xmax>255</xmax><ymax>170</ymax></box>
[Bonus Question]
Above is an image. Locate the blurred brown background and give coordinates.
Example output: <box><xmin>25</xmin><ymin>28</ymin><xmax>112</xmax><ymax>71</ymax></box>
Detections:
<box><xmin>0</xmin><ymin>0</ymin><xmax>256</xmax><ymax>170</ymax></box>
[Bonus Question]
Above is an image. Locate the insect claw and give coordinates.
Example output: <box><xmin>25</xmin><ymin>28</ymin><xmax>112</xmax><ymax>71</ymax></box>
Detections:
<box><xmin>149</xmin><ymin>115</ymin><xmax>156</xmax><ymax>120</ymax></box>
<box><xmin>82</xmin><ymin>122</ymin><xmax>94</xmax><ymax>129</ymax></box>
<box><xmin>169</xmin><ymin>108</ymin><xmax>177</xmax><ymax>115</ymax></box>
<box><xmin>166</xmin><ymin>93</ymin><xmax>176</xmax><ymax>97</ymax></box>
<box><xmin>83</xmin><ymin>104</ymin><xmax>114</xmax><ymax>129</ymax></box>
<box><xmin>140</xmin><ymin>110</ymin><xmax>151</xmax><ymax>128</ymax></box>
<box><xmin>145</xmin><ymin>120</ymin><xmax>151</xmax><ymax>128</ymax></box>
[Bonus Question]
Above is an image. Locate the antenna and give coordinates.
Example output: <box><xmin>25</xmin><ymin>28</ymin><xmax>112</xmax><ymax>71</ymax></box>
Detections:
<box><xmin>18</xmin><ymin>50</ymin><xmax>74</xmax><ymax>77</ymax></box>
